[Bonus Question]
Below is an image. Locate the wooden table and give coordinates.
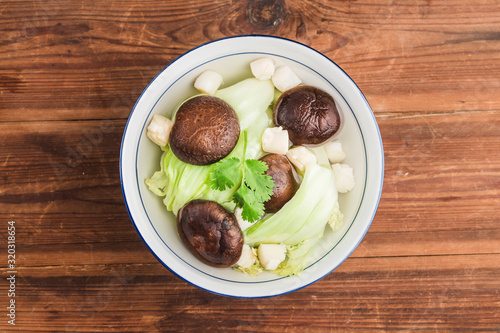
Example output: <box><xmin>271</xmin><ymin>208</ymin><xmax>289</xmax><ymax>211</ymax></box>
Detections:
<box><xmin>1</xmin><ymin>0</ymin><xmax>499</xmax><ymax>331</ymax></box>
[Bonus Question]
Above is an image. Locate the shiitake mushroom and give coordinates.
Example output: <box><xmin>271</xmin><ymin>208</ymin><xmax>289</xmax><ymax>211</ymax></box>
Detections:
<box><xmin>274</xmin><ymin>85</ymin><xmax>341</xmax><ymax>146</ymax></box>
<box><xmin>177</xmin><ymin>200</ymin><xmax>243</xmax><ymax>268</ymax></box>
<box><xmin>260</xmin><ymin>153</ymin><xmax>299</xmax><ymax>213</ymax></box>
<box><xmin>169</xmin><ymin>96</ymin><xmax>240</xmax><ymax>165</ymax></box>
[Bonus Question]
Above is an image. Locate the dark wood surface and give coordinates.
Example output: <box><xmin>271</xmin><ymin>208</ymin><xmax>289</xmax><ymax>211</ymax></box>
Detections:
<box><xmin>1</xmin><ymin>0</ymin><xmax>499</xmax><ymax>331</ymax></box>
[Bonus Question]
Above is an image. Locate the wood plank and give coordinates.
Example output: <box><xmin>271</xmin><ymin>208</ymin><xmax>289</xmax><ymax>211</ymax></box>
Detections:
<box><xmin>1</xmin><ymin>0</ymin><xmax>499</xmax><ymax>121</ymax></box>
<box><xmin>2</xmin><ymin>254</ymin><xmax>498</xmax><ymax>331</ymax></box>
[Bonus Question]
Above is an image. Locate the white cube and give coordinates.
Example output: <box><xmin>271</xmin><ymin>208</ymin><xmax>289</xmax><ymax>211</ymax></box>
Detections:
<box><xmin>332</xmin><ymin>163</ymin><xmax>355</xmax><ymax>193</ymax></box>
<box><xmin>271</xmin><ymin>66</ymin><xmax>302</xmax><ymax>92</ymax></box>
<box><xmin>194</xmin><ymin>70</ymin><xmax>223</xmax><ymax>95</ymax></box>
<box><xmin>257</xmin><ymin>244</ymin><xmax>286</xmax><ymax>270</ymax></box>
<box><xmin>324</xmin><ymin>141</ymin><xmax>346</xmax><ymax>163</ymax></box>
<box><xmin>235</xmin><ymin>244</ymin><xmax>256</xmax><ymax>269</ymax></box>
<box><xmin>146</xmin><ymin>114</ymin><xmax>173</xmax><ymax>147</ymax></box>
<box><xmin>250</xmin><ymin>57</ymin><xmax>275</xmax><ymax>80</ymax></box>
<box><xmin>261</xmin><ymin>126</ymin><xmax>289</xmax><ymax>155</ymax></box>
<box><xmin>286</xmin><ymin>146</ymin><xmax>317</xmax><ymax>173</ymax></box>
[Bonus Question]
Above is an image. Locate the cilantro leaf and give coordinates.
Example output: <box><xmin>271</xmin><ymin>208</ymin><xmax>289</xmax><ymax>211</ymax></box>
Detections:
<box><xmin>209</xmin><ymin>157</ymin><xmax>241</xmax><ymax>190</ymax></box>
<box><xmin>233</xmin><ymin>184</ymin><xmax>266</xmax><ymax>222</ymax></box>
<box><xmin>243</xmin><ymin>159</ymin><xmax>274</xmax><ymax>202</ymax></box>
<box><xmin>232</xmin><ymin>183</ymin><xmax>248</xmax><ymax>207</ymax></box>
<box><xmin>208</xmin><ymin>131</ymin><xmax>275</xmax><ymax>223</ymax></box>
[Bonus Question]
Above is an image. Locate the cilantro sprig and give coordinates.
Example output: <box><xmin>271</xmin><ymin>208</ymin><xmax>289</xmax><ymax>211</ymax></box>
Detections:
<box><xmin>209</xmin><ymin>132</ymin><xmax>275</xmax><ymax>222</ymax></box>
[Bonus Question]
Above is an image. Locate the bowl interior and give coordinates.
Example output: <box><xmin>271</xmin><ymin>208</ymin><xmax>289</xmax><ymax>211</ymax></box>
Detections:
<box><xmin>121</xmin><ymin>36</ymin><xmax>384</xmax><ymax>298</ymax></box>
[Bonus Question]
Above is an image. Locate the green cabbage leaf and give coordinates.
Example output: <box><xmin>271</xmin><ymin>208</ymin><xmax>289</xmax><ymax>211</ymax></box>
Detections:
<box><xmin>244</xmin><ymin>163</ymin><xmax>338</xmax><ymax>245</ymax></box>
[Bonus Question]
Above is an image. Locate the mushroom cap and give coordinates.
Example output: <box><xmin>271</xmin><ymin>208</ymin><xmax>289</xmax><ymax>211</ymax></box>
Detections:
<box><xmin>169</xmin><ymin>96</ymin><xmax>240</xmax><ymax>165</ymax></box>
<box><xmin>274</xmin><ymin>85</ymin><xmax>341</xmax><ymax>146</ymax></box>
<box><xmin>260</xmin><ymin>153</ymin><xmax>299</xmax><ymax>213</ymax></box>
<box><xmin>177</xmin><ymin>200</ymin><xmax>244</xmax><ymax>268</ymax></box>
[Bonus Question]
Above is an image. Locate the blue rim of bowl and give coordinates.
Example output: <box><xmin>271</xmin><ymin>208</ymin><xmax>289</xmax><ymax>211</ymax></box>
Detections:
<box><xmin>120</xmin><ymin>34</ymin><xmax>385</xmax><ymax>298</ymax></box>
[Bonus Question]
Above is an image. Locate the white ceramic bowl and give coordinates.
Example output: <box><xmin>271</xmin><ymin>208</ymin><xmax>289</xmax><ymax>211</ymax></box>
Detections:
<box><xmin>120</xmin><ymin>35</ymin><xmax>384</xmax><ymax>298</ymax></box>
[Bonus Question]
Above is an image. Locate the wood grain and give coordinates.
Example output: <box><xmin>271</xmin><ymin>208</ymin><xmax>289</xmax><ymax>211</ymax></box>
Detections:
<box><xmin>1</xmin><ymin>0</ymin><xmax>499</xmax><ymax>331</ymax></box>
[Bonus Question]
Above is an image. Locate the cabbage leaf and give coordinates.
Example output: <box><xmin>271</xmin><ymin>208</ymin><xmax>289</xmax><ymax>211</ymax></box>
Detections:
<box><xmin>244</xmin><ymin>163</ymin><xmax>338</xmax><ymax>245</ymax></box>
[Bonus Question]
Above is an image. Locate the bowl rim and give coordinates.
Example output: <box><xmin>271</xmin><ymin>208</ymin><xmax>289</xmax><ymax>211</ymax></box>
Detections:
<box><xmin>120</xmin><ymin>34</ymin><xmax>384</xmax><ymax>298</ymax></box>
